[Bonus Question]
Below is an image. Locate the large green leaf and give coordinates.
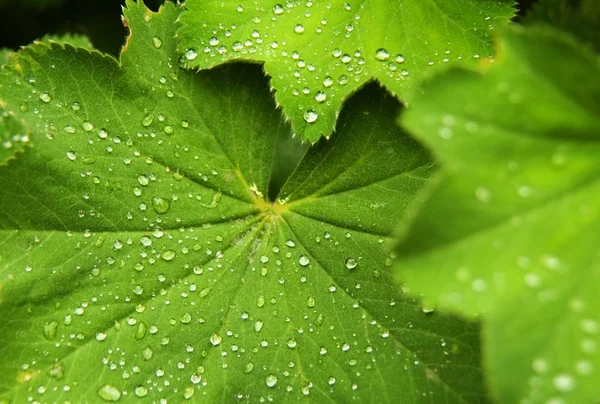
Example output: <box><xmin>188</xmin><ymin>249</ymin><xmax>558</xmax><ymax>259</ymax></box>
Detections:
<box><xmin>0</xmin><ymin>1</ymin><xmax>487</xmax><ymax>402</ymax></box>
<box><xmin>1</xmin><ymin>49</ymin><xmax>25</xmax><ymax>165</ymax></box>
<box><xmin>177</xmin><ymin>0</ymin><xmax>515</xmax><ymax>143</ymax></box>
<box><xmin>0</xmin><ymin>49</ymin><xmax>9</xmax><ymax>66</ymax></box>
<box><xmin>395</xmin><ymin>26</ymin><xmax>600</xmax><ymax>404</ymax></box>
<box><xmin>0</xmin><ymin>107</ymin><xmax>28</xmax><ymax>165</ymax></box>
<box><xmin>0</xmin><ymin>36</ymin><xmax>93</xmax><ymax>165</ymax></box>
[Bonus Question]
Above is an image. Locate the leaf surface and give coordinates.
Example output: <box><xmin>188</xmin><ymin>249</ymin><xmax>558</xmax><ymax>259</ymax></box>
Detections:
<box><xmin>395</xmin><ymin>26</ymin><xmax>600</xmax><ymax>404</ymax></box>
<box><xmin>0</xmin><ymin>1</ymin><xmax>487</xmax><ymax>402</ymax></box>
<box><xmin>177</xmin><ymin>0</ymin><xmax>515</xmax><ymax>143</ymax></box>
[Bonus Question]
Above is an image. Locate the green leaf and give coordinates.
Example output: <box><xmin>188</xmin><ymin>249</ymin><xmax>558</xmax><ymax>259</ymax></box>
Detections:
<box><xmin>0</xmin><ymin>108</ymin><xmax>28</xmax><ymax>164</ymax></box>
<box><xmin>0</xmin><ymin>49</ymin><xmax>10</xmax><ymax>66</ymax></box>
<box><xmin>395</xmin><ymin>25</ymin><xmax>600</xmax><ymax>404</ymax></box>
<box><xmin>0</xmin><ymin>1</ymin><xmax>488</xmax><ymax>402</ymax></box>
<box><xmin>0</xmin><ymin>36</ymin><xmax>92</xmax><ymax>165</ymax></box>
<box><xmin>177</xmin><ymin>0</ymin><xmax>515</xmax><ymax>143</ymax></box>
<box><xmin>38</xmin><ymin>33</ymin><xmax>95</xmax><ymax>49</ymax></box>
<box><xmin>524</xmin><ymin>0</ymin><xmax>600</xmax><ymax>51</ymax></box>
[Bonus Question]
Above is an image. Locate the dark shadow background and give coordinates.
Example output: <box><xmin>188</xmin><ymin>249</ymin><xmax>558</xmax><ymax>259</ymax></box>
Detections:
<box><xmin>0</xmin><ymin>0</ymin><xmax>540</xmax><ymax>56</ymax></box>
<box><xmin>0</xmin><ymin>0</ymin><xmax>164</xmax><ymax>55</ymax></box>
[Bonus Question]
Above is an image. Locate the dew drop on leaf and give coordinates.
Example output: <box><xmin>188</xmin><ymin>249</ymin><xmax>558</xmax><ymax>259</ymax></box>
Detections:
<box><xmin>141</xmin><ymin>114</ymin><xmax>154</xmax><ymax>127</ymax></box>
<box><xmin>162</xmin><ymin>249</ymin><xmax>176</xmax><ymax>261</ymax></box>
<box><xmin>184</xmin><ymin>48</ymin><xmax>198</xmax><ymax>61</ymax></box>
<box><xmin>39</xmin><ymin>92</ymin><xmax>52</xmax><ymax>103</ymax></box>
<box><xmin>304</xmin><ymin>110</ymin><xmax>318</xmax><ymax>123</ymax></box>
<box><xmin>48</xmin><ymin>363</ymin><xmax>65</xmax><ymax>380</ymax></box>
<box><xmin>210</xmin><ymin>333</ymin><xmax>222</xmax><ymax>346</ymax></box>
<box><xmin>265</xmin><ymin>374</ymin><xmax>278</xmax><ymax>387</ymax></box>
<box><xmin>153</xmin><ymin>37</ymin><xmax>163</xmax><ymax>49</ymax></box>
<box><xmin>152</xmin><ymin>196</ymin><xmax>170</xmax><ymax>214</ymax></box>
<box><xmin>553</xmin><ymin>373</ymin><xmax>575</xmax><ymax>392</ymax></box>
<box><xmin>43</xmin><ymin>321</ymin><xmax>58</xmax><ymax>340</ymax></box>
<box><xmin>375</xmin><ymin>48</ymin><xmax>390</xmax><ymax>61</ymax></box>
<box><xmin>134</xmin><ymin>386</ymin><xmax>148</xmax><ymax>397</ymax></box>
<box><xmin>298</xmin><ymin>255</ymin><xmax>310</xmax><ymax>266</ymax></box>
<box><xmin>97</xmin><ymin>384</ymin><xmax>121</xmax><ymax>402</ymax></box>
<box><xmin>141</xmin><ymin>346</ymin><xmax>153</xmax><ymax>361</ymax></box>
<box><xmin>345</xmin><ymin>257</ymin><xmax>357</xmax><ymax>269</ymax></box>
<box><xmin>314</xmin><ymin>91</ymin><xmax>326</xmax><ymax>103</ymax></box>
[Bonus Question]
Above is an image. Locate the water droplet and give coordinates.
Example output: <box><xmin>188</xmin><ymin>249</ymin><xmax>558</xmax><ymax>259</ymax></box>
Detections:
<box><xmin>80</xmin><ymin>121</ymin><xmax>94</xmax><ymax>132</ymax></box>
<box><xmin>273</xmin><ymin>4</ymin><xmax>284</xmax><ymax>15</ymax></box>
<box><xmin>307</xmin><ymin>296</ymin><xmax>316</xmax><ymax>307</ymax></box>
<box><xmin>152</xmin><ymin>197</ymin><xmax>170</xmax><ymax>214</ymax></box>
<box><xmin>299</xmin><ymin>255</ymin><xmax>310</xmax><ymax>266</ymax></box>
<box><xmin>210</xmin><ymin>333</ymin><xmax>222</xmax><ymax>346</ymax></box>
<box><xmin>66</xmin><ymin>151</ymin><xmax>77</xmax><ymax>161</ymax></box>
<box><xmin>97</xmin><ymin>385</ymin><xmax>121</xmax><ymax>402</ymax></box>
<box><xmin>395</xmin><ymin>54</ymin><xmax>405</xmax><ymax>63</ymax></box>
<box><xmin>153</xmin><ymin>37</ymin><xmax>163</xmax><ymax>49</ymax></box>
<box><xmin>141</xmin><ymin>114</ymin><xmax>154</xmax><ymax>127</ymax></box>
<box><xmin>39</xmin><ymin>92</ymin><xmax>52</xmax><ymax>103</ymax></box>
<box><xmin>345</xmin><ymin>258</ymin><xmax>357</xmax><ymax>269</ymax></box>
<box><xmin>185</xmin><ymin>48</ymin><xmax>198</xmax><ymax>61</ymax></box>
<box><xmin>375</xmin><ymin>48</ymin><xmax>390</xmax><ymax>61</ymax></box>
<box><xmin>137</xmin><ymin>175</ymin><xmax>149</xmax><ymax>186</ymax></box>
<box><xmin>553</xmin><ymin>373</ymin><xmax>575</xmax><ymax>392</ymax></box>
<box><xmin>162</xmin><ymin>249</ymin><xmax>176</xmax><ymax>261</ymax></box>
<box><xmin>134</xmin><ymin>386</ymin><xmax>148</xmax><ymax>397</ymax></box>
<box><xmin>265</xmin><ymin>374</ymin><xmax>278</xmax><ymax>387</ymax></box>
<box><xmin>141</xmin><ymin>346</ymin><xmax>153</xmax><ymax>360</ymax></box>
<box><xmin>48</xmin><ymin>363</ymin><xmax>65</xmax><ymax>380</ymax></box>
<box><xmin>135</xmin><ymin>322</ymin><xmax>147</xmax><ymax>340</ymax></box>
<box><xmin>314</xmin><ymin>91</ymin><xmax>326</xmax><ymax>103</ymax></box>
<box><xmin>43</xmin><ymin>321</ymin><xmax>58</xmax><ymax>339</ymax></box>
<box><xmin>304</xmin><ymin>110</ymin><xmax>318</xmax><ymax>123</ymax></box>
<box><xmin>323</xmin><ymin>76</ymin><xmax>334</xmax><ymax>87</ymax></box>
<box><xmin>294</xmin><ymin>24</ymin><xmax>305</xmax><ymax>34</ymax></box>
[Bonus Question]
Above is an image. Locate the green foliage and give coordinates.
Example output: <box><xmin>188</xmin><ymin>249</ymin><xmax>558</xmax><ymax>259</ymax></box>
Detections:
<box><xmin>38</xmin><ymin>33</ymin><xmax>95</xmax><ymax>49</ymax></box>
<box><xmin>0</xmin><ymin>1</ymin><xmax>488</xmax><ymax>402</ymax></box>
<box><xmin>1</xmin><ymin>0</ymin><xmax>598</xmax><ymax>402</ymax></box>
<box><xmin>395</xmin><ymin>25</ymin><xmax>600</xmax><ymax>404</ymax></box>
<box><xmin>0</xmin><ymin>49</ymin><xmax>9</xmax><ymax>65</ymax></box>
<box><xmin>177</xmin><ymin>0</ymin><xmax>515</xmax><ymax>142</ymax></box>
<box><xmin>0</xmin><ymin>108</ymin><xmax>27</xmax><ymax>164</ymax></box>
